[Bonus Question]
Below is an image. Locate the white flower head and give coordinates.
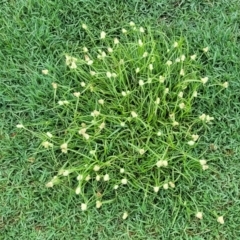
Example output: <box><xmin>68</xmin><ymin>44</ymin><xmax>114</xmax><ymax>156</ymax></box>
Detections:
<box><xmin>100</xmin><ymin>31</ymin><xmax>106</xmax><ymax>39</ymax></box>
<box><xmin>155</xmin><ymin>97</ymin><xmax>160</xmax><ymax>104</ymax></box>
<box><xmin>66</xmin><ymin>55</ymin><xmax>77</xmax><ymax>66</ymax></box>
<box><xmin>139</xmin><ymin>79</ymin><xmax>144</xmax><ymax>86</ymax></box>
<box><xmin>199</xmin><ymin>113</ymin><xmax>206</xmax><ymax>121</ymax></box>
<box><xmin>103</xmin><ymin>174</ymin><xmax>110</xmax><ymax>181</ymax></box>
<box><xmin>217</xmin><ymin>216</ymin><xmax>224</xmax><ymax>224</ymax></box>
<box><xmin>203</xmin><ymin>47</ymin><xmax>209</xmax><ymax>52</ymax></box>
<box><xmin>193</xmin><ymin>91</ymin><xmax>198</xmax><ymax>97</ymax></box>
<box><xmin>63</xmin><ymin>100</ymin><xmax>69</xmax><ymax>105</ymax></box>
<box><xmin>93</xmin><ymin>165</ymin><xmax>100</xmax><ymax>172</ymax></box>
<box><xmin>172</xmin><ymin>121</ymin><xmax>179</xmax><ymax>126</ymax></box>
<box><xmin>85</xmin><ymin>175</ymin><xmax>91</xmax><ymax>181</ymax></box>
<box><xmin>129</xmin><ymin>21</ymin><xmax>135</xmax><ymax>26</ymax></box>
<box><xmin>42</xmin><ymin>141</ymin><xmax>53</xmax><ymax>149</ymax></box>
<box><xmin>121</xmin><ymin>91</ymin><xmax>127</xmax><ymax>97</ymax></box>
<box><xmin>120</xmin><ymin>122</ymin><xmax>125</xmax><ymax>127</ymax></box>
<box><xmin>153</xmin><ymin>186</ymin><xmax>160</xmax><ymax>193</ymax></box>
<box><xmin>90</xmin><ymin>71</ymin><xmax>96</xmax><ymax>76</ymax></box>
<box><xmin>169</xmin><ymin>181</ymin><xmax>175</xmax><ymax>188</ymax></box>
<box><xmin>222</xmin><ymin>82</ymin><xmax>229</xmax><ymax>88</ymax></box>
<box><xmin>91</xmin><ymin>110</ymin><xmax>100</xmax><ymax>117</ymax></box>
<box><xmin>131</xmin><ymin>111</ymin><xmax>138</xmax><ymax>118</ymax></box>
<box><xmin>62</xmin><ymin>170</ymin><xmax>70</xmax><ymax>176</ymax></box>
<box><xmin>120</xmin><ymin>168</ymin><xmax>125</xmax><ymax>173</ymax></box>
<box><xmin>16</xmin><ymin>124</ymin><xmax>24</xmax><ymax>128</ymax></box>
<box><xmin>106</xmin><ymin>72</ymin><xmax>112</xmax><ymax>78</ymax></box>
<box><xmin>52</xmin><ymin>82</ymin><xmax>58</xmax><ymax>89</ymax></box>
<box><xmin>122</xmin><ymin>28</ymin><xmax>127</xmax><ymax>34</ymax></box>
<box><xmin>122</xmin><ymin>212</ymin><xmax>128</xmax><ymax>220</ymax></box>
<box><xmin>192</xmin><ymin>134</ymin><xmax>199</xmax><ymax>141</ymax></box>
<box><xmin>175</xmin><ymin>57</ymin><xmax>180</xmax><ymax>63</ymax></box>
<box><xmin>187</xmin><ymin>140</ymin><xmax>195</xmax><ymax>146</ymax></box>
<box><xmin>98</xmin><ymin>99</ymin><xmax>104</xmax><ymax>105</ymax></box>
<box><xmin>199</xmin><ymin>114</ymin><xmax>214</xmax><ymax>123</ymax></box>
<box><xmin>179</xmin><ymin>102</ymin><xmax>185</xmax><ymax>109</ymax></box>
<box><xmin>75</xmin><ymin>186</ymin><xmax>81</xmax><ymax>195</ymax></box>
<box><xmin>107</xmin><ymin>47</ymin><xmax>113</xmax><ymax>53</ymax></box>
<box><xmin>138</xmin><ymin>39</ymin><xmax>143</xmax><ymax>47</ymax></box>
<box><xmin>80</xmin><ymin>82</ymin><xmax>86</xmax><ymax>87</ymax></box>
<box><xmin>111</xmin><ymin>73</ymin><xmax>117</xmax><ymax>78</ymax></box>
<box><xmin>164</xmin><ymin>88</ymin><xmax>169</xmax><ymax>94</ymax></box>
<box><xmin>83</xmin><ymin>133</ymin><xmax>90</xmax><ymax>140</ymax></box>
<box><xmin>159</xmin><ymin>75</ymin><xmax>165</xmax><ymax>83</ymax></box>
<box><xmin>135</xmin><ymin>67</ymin><xmax>140</xmax><ymax>73</ymax></box>
<box><xmin>82</xmin><ymin>23</ymin><xmax>87</xmax><ymax>29</ymax></box>
<box><xmin>143</xmin><ymin>51</ymin><xmax>148</xmax><ymax>58</ymax></box>
<box><xmin>89</xmin><ymin>150</ymin><xmax>95</xmax><ymax>155</ymax></box>
<box><xmin>191</xmin><ymin>54</ymin><xmax>197</xmax><ymax>60</ymax></box>
<box><xmin>99</xmin><ymin>122</ymin><xmax>105</xmax><ymax>130</ymax></box>
<box><xmin>81</xmin><ymin>203</ymin><xmax>87</xmax><ymax>211</ymax></box>
<box><xmin>114</xmin><ymin>38</ymin><xmax>119</xmax><ymax>44</ymax></box>
<box><xmin>178</xmin><ymin>92</ymin><xmax>183</xmax><ymax>98</ymax></box>
<box><xmin>46</xmin><ymin>181</ymin><xmax>54</xmax><ymax>188</ymax></box>
<box><xmin>163</xmin><ymin>183</ymin><xmax>169</xmax><ymax>190</ymax></box>
<box><xmin>84</xmin><ymin>55</ymin><xmax>90</xmax><ymax>62</ymax></box>
<box><xmin>79</xmin><ymin>128</ymin><xmax>87</xmax><ymax>135</ymax></box>
<box><xmin>201</xmin><ymin>77</ymin><xmax>209</xmax><ymax>84</ymax></box>
<box><xmin>206</xmin><ymin>115</ymin><xmax>214</xmax><ymax>123</ymax></box>
<box><xmin>166</xmin><ymin>60</ymin><xmax>172</xmax><ymax>66</ymax></box>
<box><xmin>87</xmin><ymin>60</ymin><xmax>93</xmax><ymax>65</ymax></box>
<box><xmin>139</xmin><ymin>27</ymin><xmax>145</xmax><ymax>33</ymax></box>
<box><xmin>77</xmin><ymin>174</ymin><xmax>83</xmax><ymax>181</ymax></box>
<box><xmin>196</xmin><ymin>212</ymin><xmax>203</xmax><ymax>219</ymax></box>
<box><xmin>101</xmin><ymin>51</ymin><xmax>106</xmax><ymax>58</ymax></box>
<box><xmin>173</xmin><ymin>41</ymin><xmax>178</xmax><ymax>48</ymax></box>
<box><xmin>157</xmin><ymin>131</ymin><xmax>162</xmax><ymax>136</ymax></box>
<box><xmin>73</xmin><ymin>92</ymin><xmax>80</xmax><ymax>98</ymax></box>
<box><xmin>121</xmin><ymin>178</ymin><xmax>128</xmax><ymax>185</ymax></box>
<box><xmin>114</xmin><ymin>185</ymin><xmax>119</xmax><ymax>190</ymax></box>
<box><xmin>139</xmin><ymin>149</ymin><xmax>145</xmax><ymax>155</ymax></box>
<box><xmin>96</xmin><ymin>175</ymin><xmax>101</xmax><ymax>181</ymax></box>
<box><xmin>180</xmin><ymin>69</ymin><xmax>185</xmax><ymax>76</ymax></box>
<box><xmin>199</xmin><ymin>159</ymin><xmax>207</xmax><ymax>166</ymax></box>
<box><xmin>149</xmin><ymin>64</ymin><xmax>153</xmax><ymax>71</ymax></box>
<box><xmin>60</xmin><ymin>143</ymin><xmax>68</xmax><ymax>153</ymax></box>
<box><xmin>70</xmin><ymin>61</ymin><xmax>77</xmax><ymax>69</ymax></box>
<box><xmin>83</xmin><ymin>46</ymin><xmax>88</xmax><ymax>52</ymax></box>
<box><xmin>147</xmin><ymin>78</ymin><xmax>152</xmax><ymax>83</ymax></box>
<box><xmin>202</xmin><ymin>164</ymin><xmax>209</xmax><ymax>170</ymax></box>
<box><xmin>42</xmin><ymin>69</ymin><xmax>49</xmax><ymax>75</ymax></box>
<box><xmin>156</xmin><ymin>160</ymin><xmax>168</xmax><ymax>168</ymax></box>
<box><xmin>180</xmin><ymin>55</ymin><xmax>186</xmax><ymax>61</ymax></box>
<box><xmin>46</xmin><ymin>132</ymin><xmax>53</xmax><ymax>138</ymax></box>
<box><xmin>96</xmin><ymin>200</ymin><xmax>102</xmax><ymax>209</ymax></box>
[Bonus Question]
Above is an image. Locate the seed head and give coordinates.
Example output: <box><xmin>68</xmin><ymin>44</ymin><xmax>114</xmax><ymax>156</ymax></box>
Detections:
<box><xmin>81</xmin><ymin>203</ymin><xmax>87</xmax><ymax>211</ymax></box>
<box><xmin>122</xmin><ymin>212</ymin><xmax>128</xmax><ymax>220</ymax></box>
<box><xmin>196</xmin><ymin>212</ymin><xmax>203</xmax><ymax>219</ymax></box>
<box><xmin>217</xmin><ymin>216</ymin><xmax>224</xmax><ymax>224</ymax></box>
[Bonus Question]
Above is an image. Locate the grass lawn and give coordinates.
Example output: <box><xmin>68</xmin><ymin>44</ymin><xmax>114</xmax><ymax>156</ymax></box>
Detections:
<box><xmin>1</xmin><ymin>0</ymin><xmax>240</xmax><ymax>239</ymax></box>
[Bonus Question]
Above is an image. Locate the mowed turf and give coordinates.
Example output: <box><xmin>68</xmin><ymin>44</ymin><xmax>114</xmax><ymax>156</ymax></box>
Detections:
<box><xmin>1</xmin><ymin>0</ymin><xmax>240</xmax><ymax>239</ymax></box>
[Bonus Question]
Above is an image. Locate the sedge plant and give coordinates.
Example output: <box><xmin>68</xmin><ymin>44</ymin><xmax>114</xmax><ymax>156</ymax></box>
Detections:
<box><xmin>16</xmin><ymin>22</ymin><xmax>228</xmax><ymax>214</ymax></box>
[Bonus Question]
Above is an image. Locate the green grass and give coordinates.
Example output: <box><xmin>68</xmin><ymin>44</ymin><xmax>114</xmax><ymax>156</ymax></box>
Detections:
<box><xmin>1</xmin><ymin>0</ymin><xmax>240</xmax><ymax>239</ymax></box>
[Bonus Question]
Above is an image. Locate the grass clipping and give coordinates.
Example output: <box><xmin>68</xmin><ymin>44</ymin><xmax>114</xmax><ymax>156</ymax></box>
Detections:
<box><xmin>19</xmin><ymin>23</ymin><xmax>228</xmax><ymax>210</ymax></box>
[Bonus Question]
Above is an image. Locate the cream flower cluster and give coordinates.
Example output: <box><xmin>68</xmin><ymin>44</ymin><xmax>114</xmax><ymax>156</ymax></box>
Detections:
<box><xmin>65</xmin><ymin>54</ymin><xmax>77</xmax><ymax>69</ymax></box>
